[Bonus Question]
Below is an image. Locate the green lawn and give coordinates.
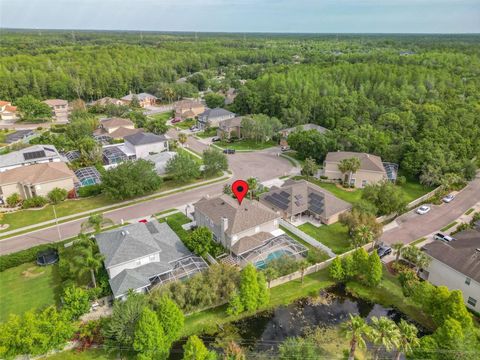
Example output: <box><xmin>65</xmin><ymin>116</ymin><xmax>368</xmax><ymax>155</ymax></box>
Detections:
<box><xmin>196</xmin><ymin>127</ymin><xmax>218</xmax><ymax>138</ymax></box>
<box><xmin>176</xmin><ymin>119</ymin><xmax>195</xmax><ymax>130</ymax></box>
<box><xmin>176</xmin><ymin>147</ymin><xmax>203</xmax><ymax>165</ymax></box>
<box><xmin>148</xmin><ymin>112</ymin><xmax>172</xmax><ymax>122</ymax></box>
<box><xmin>0</xmin><ymin>130</ymin><xmax>15</xmax><ymax>145</ymax></box>
<box><xmin>282</xmin><ymin>150</ymin><xmax>306</xmax><ymax>166</ymax></box>
<box><xmin>296</xmin><ymin>176</ymin><xmax>432</xmax><ymax>206</ymax></box>
<box><xmin>0</xmin><ymin>262</ymin><xmax>62</xmax><ymax>322</ymax></box>
<box><xmin>298</xmin><ymin>222</ymin><xmax>352</xmax><ymax>255</ymax></box>
<box><xmin>1</xmin><ymin>195</ymin><xmax>115</xmax><ymax>233</ymax></box>
<box><xmin>216</xmin><ymin>139</ymin><xmax>277</xmax><ymax>151</ymax></box>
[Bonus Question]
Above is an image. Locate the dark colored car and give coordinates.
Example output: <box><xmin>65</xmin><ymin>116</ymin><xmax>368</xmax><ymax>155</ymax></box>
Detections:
<box><xmin>211</xmin><ymin>136</ymin><xmax>221</xmax><ymax>142</ymax></box>
<box><xmin>223</xmin><ymin>149</ymin><xmax>236</xmax><ymax>154</ymax></box>
<box><xmin>377</xmin><ymin>245</ymin><xmax>392</xmax><ymax>258</ymax></box>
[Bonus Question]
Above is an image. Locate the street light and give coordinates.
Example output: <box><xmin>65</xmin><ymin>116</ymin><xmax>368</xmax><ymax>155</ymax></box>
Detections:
<box><xmin>52</xmin><ymin>204</ymin><xmax>62</xmax><ymax>241</ymax></box>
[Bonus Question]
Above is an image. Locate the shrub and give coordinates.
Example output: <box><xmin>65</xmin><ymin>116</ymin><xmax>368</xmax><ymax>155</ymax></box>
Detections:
<box><xmin>0</xmin><ymin>241</ymin><xmax>68</xmax><ymax>271</ymax></box>
<box><xmin>78</xmin><ymin>184</ymin><xmax>103</xmax><ymax>197</ymax></box>
<box><xmin>320</xmin><ymin>175</ymin><xmax>328</xmax><ymax>180</ymax></box>
<box><xmin>396</xmin><ymin>175</ymin><xmax>406</xmax><ymax>185</ymax></box>
<box><xmin>47</xmin><ymin>187</ymin><xmax>68</xmax><ymax>204</ymax></box>
<box><xmin>62</xmin><ymin>285</ymin><xmax>91</xmax><ymax>320</ymax></box>
<box><xmin>22</xmin><ymin>195</ymin><xmax>48</xmax><ymax>209</ymax></box>
<box><xmin>6</xmin><ymin>193</ymin><xmax>21</xmax><ymax>207</ymax></box>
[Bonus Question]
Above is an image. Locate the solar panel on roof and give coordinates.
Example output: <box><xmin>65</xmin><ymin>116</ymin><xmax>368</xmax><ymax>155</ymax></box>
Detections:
<box><xmin>265</xmin><ymin>195</ymin><xmax>288</xmax><ymax>210</ymax></box>
<box><xmin>294</xmin><ymin>200</ymin><xmax>304</xmax><ymax>207</ymax></box>
<box><xmin>294</xmin><ymin>194</ymin><xmax>303</xmax><ymax>200</ymax></box>
<box><xmin>23</xmin><ymin>150</ymin><xmax>46</xmax><ymax>161</ymax></box>
<box><xmin>279</xmin><ymin>191</ymin><xmax>290</xmax><ymax>199</ymax></box>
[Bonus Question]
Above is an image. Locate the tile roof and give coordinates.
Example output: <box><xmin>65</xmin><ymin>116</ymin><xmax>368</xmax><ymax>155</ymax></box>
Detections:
<box><xmin>260</xmin><ymin>179</ymin><xmax>352</xmax><ymax>219</ymax></box>
<box><xmin>325</xmin><ymin>151</ymin><xmax>386</xmax><ymax>173</ymax></box>
<box><xmin>194</xmin><ymin>195</ymin><xmax>279</xmax><ymax>236</ymax></box>
<box><xmin>174</xmin><ymin>100</ymin><xmax>204</xmax><ymax>110</ymax></box>
<box><xmin>124</xmin><ymin>132</ymin><xmax>167</xmax><ymax>145</ymax></box>
<box><xmin>0</xmin><ymin>101</ymin><xmax>11</xmax><ymax>106</ymax></box>
<box><xmin>422</xmin><ymin>229</ymin><xmax>480</xmax><ymax>283</ymax></box>
<box><xmin>0</xmin><ymin>162</ymin><xmax>76</xmax><ymax>186</ymax></box>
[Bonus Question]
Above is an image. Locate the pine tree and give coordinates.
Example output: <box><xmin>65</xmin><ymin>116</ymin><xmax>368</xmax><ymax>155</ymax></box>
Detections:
<box><xmin>257</xmin><ymin>272</ymin><xmax>270</xmax><ymax>307</ymax></box>
<box><xmin>156</xmin><ymin>296</ymin><xmax>185</xmax><ymax>346</ymax></box>
<box><xmin>239</xmin><ymin>264</ymin><xmax>260</xmax><ymax>311</ymax></box>
<box><xmin>329</xmin><ymin>257</ymin><xmax>345</xmax><ymax>281</ymax></box>
<box><xmin>366</xmin><ymin>251</ymin><xmax>383</xmax><ymax>287</ymax></box>
<box><xmin>133</xmin><ymin>307</ymin><xmax>168</xmax><ymax>360</ymax></box>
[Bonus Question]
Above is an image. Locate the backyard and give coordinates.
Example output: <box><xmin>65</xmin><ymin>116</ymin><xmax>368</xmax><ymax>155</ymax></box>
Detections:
<box><xmin>0</xmin><ymin>262</ymin><xmax>61</xmax><ymax>322</ymax></box>
<box><xmin>175</xmin><ymin>118</ymin><xmax>195</xmax><ymax>130</ymax></box>
<box><xmin>298</xmin><ymin>222</ymin><xmax>352</xmax><ymax>255</ymax></box>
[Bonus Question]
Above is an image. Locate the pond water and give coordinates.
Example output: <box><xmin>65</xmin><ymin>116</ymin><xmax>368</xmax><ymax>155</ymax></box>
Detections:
<box><xmin>169</xmin><ymin>285</ymin><xmax>428</xmax><ymax>359</ymax></box>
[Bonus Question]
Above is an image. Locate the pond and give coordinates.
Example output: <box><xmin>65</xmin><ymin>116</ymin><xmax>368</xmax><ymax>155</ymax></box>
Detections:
<box><xmin>169</xmin><ymin>284</ymin><xmax>428</xmax><ymax>359</ymax></box>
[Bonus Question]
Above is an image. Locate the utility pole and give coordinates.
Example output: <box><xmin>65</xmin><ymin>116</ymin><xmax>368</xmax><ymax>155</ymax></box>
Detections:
<box><xmin>52</xmin><ymin>205</ymin><xmax>62</xmax><ymax>241</ymax></box>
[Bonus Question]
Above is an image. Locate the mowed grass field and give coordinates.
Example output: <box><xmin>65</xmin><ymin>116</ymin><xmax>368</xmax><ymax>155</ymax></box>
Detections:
<box><xmin>0</xmin><ymin>262</ymin><xmax>61</xmax><ymax>322</ymax></box>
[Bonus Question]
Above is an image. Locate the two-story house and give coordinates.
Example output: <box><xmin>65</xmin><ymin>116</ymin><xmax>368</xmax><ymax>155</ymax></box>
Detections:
<box><xmin>217</xmin><ymin>116</ymin><xmax>243</xmax><ymax>140</ymax></box>
<box><xmin>174</xmin><ymin>100</ymin><xmax>205</xmax><ymax>120</ymax></box>
<box><xmin>421</xmin><ymin>229</ymin><xmax>480</xmax><ymax>311</ymax></box>
<box><xmin>43</xmin><ymin>99</ymin><xmax>69</xmax><ymax>122</ymax></box>
<box><xmin>121</xmin><ymin>93</ymin><xmax>157</xmax><ymax>107</ymax></box>
<box><xmin>123</xmin><ymin>132</ymin><xmax>169</xmax><ymax>159</ymax></box>
<box><xmin>197</xmin><ymin>108</ymin><xmax>235</xmax><ymax>130</ymax></box>
<box><xmin>93</xmin><ymin>117</ymin><xmax>142</xmax><ymax>140</ymax></box>
<box><xmin>96</xmin><ymin>220</ymin><xmax>208</xmax><ymax>299</ymax></box>
<box><xmin>0</xmin><ymin>101</ymin><xmax>18</xmax><ymax>122</ymax></box>
<box><xmin>193</xmin><ymin>195</ymin><xmax>308</xmax><ymax>267</ymax></box>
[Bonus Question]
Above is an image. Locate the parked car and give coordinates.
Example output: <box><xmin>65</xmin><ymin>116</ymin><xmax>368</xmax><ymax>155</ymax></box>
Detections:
<box><xmin>442</xmin><ymin>194</ymin><xmax>455</xmax><ymax>203</ymax></box>
<box><xmin>223</xmin><ymin>149</ymin><xmax>236</xmax><ymax>154</ymax></box>
<box><xmin>171</xmin><ymin>118</ymin><xmax>181</xmax><ymax>124</ymax></box>
<box><xmin>434</xmin><ymin>232</ymin><xmax>455</xmax><ymax>242</ymax></box>
<box><xmin>377</xmin><ymin>245</ymin><xmax>392</xmax><ymax>258</ymax></box>
<box><xmin>211</xmin><ymin>136</ymin><xmax>221</xmax><ymax>142</ymax></box>
<box><xmin>416</xmin><ymin>205</ymin><xmax>431</xmax><ymax>215</ymax></box>
<box><xmin>190</xmin><ymin>125</ymin><xmax>199</xmax><ymax>131</ymax></box>
<box><xmin>281</xmin><ymin>146</ymin><xmax>290</xmax><ymax>152</ymax></box>
<box><xmin>138</xmin><ymin>219</ymin><xmax>148</xmax><ymax>223</ymax></box>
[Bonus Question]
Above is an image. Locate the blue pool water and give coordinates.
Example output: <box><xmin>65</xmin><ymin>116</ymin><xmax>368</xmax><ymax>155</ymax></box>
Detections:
<box><xmin>254</xmin><ymin>249</ymin><xmax>292</xmax><ymax>269</ymax></box>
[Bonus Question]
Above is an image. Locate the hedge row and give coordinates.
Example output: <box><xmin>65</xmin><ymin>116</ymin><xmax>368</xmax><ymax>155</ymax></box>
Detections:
<box><xmin>0</xmin><ymin>239</ymin><xmax>70</xmax><ymax>272</ymax></box>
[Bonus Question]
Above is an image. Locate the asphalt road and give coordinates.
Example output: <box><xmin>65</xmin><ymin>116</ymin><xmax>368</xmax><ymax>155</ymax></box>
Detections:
<box><xmin>381</xmin><ymin>173</ymin><xmax>480</xmax><ymax>245</ymax></box>
<box><xmin>0</xmin><ymin>134</ymin><xmax>294</xmax><ymax>255</ymax></box>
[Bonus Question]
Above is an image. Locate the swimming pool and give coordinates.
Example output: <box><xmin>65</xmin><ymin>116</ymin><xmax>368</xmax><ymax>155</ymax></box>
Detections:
<box><xmin>254</xmin><ymin>249</ymin><xmax>292</xmax><ymax>269</ymax></box>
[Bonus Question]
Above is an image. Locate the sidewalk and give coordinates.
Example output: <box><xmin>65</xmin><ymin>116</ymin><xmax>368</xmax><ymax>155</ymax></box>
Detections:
<box><xmin>0</xmin><ymin>173</ymin><xmax>230</xmax><ymax>240</ymax></box>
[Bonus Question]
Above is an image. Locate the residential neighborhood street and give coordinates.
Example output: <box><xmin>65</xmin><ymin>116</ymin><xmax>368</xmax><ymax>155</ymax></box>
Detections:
<box><xmin>0</xmin><ymin>136</ymin><xmax>295</xmax><ymax>255</ymax></box>
<box><xmin>381</xmin><ymin>173</ymin><xmax>480</xmax><ymax>245</ymax></box>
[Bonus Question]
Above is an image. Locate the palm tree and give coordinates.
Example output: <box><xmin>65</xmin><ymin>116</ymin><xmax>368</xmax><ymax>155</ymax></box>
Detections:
<box><xmin>178</xmin><ymin>133</ymin><xmax>187</xmax><ymax>147</ymax></box>
<box><xmin>341</xmin><ymin>314</ymin><xmax>370</xmax><ymax>360</ymax></box>
<box><xmin>81</xmin><ymin>214</ymin><xmax>114</xmax><ymax>234</ymax></box>
<box><xmin>401</xmin><ymin>246</ymin><xmax>431</xmax><ymax>275</ymax></box>
<box><xmin>338</xmin><ymin>157</ymin><xmax>361</xmax><ymax>186</ymax></box>
<box><xmin>246</xmin><ymin>177</ymin><xmax>258</xmax><ymax>200</ymax></box>
<box><xmin>298</xmin><ymin>259</ymin><xmax>309</xmax><ymax>284</ymax></box>
<box><xmin>393</xmin><ymin>320</ymin><xmax>419</xmax><ymax>360</ymax></box>
<box><xmin>73</xmin><ymin>245</ymin><xmax>104</xmax><ymax>288</ymax></box>
<box><xmin>264</xmin><ymin>267</ymin><xmax>278</xmax><ymax>289</ymax></box>
<box><xmin>352</xmin><ymin>225</ymin><xmax>374</xmax><ymax>248</ymax></box>
<box><xmin>392</xmin><ymin>242</ymin><xmax>405</xmax><ymax>263</ymax></box>
<box><xmin>368</xmin><ymin>316</ymin><xmax>400</xmax><ymax>360</ymax></box>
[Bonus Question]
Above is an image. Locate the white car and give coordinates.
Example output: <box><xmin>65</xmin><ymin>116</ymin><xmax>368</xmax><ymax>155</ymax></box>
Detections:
<box><xmin>442</xmin><ymin>194</ymin><xmax>455</xmax><ymax>203</ymax></box>
<box><xmin>416</xmin><ymin>205</ymin><xmax>431</xmax><ymax>215</ymax></box>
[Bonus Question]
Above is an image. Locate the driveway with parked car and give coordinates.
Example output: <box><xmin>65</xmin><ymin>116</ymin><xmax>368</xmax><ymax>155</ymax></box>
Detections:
<box><xmin>381</xmin><ymin>173</ymin><xmax>480</xmax><ymax>245</ymax></box>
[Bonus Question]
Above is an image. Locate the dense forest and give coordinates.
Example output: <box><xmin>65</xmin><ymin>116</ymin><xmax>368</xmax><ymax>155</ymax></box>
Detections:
<box><xmin>1</xmin><ymin>31</ymin><xmax>479</xmax><ymax>182</ymax></box>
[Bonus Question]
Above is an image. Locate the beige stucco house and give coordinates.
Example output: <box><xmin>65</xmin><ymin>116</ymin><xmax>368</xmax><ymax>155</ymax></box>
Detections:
<box><xmin>0</xmin><ymin>162</ymin><xmax>77</xmax><ymax>201</ymax></box>
<box><xmin>43</xmin><ymin>99</ymin><xmax>69</xmax><ymax>122</ymax></box>
<box><xmin>94</xmin><ymin>117</ymin><xmax>141</xmax><ymax>140</ymax></box>
<box><xmin>174</xmin><ymin>100</ymin><xmax>205</xmax><ymax>120</ymax></box>
<box><xmin>320</xmin><ymin>151</ymin><xmax>388</xmax><ymax>188</ymax></box>
<box><xmin>121</xmin><ymin>93</ymin><xmax>157</xmax><ymax>107</ymax></box>
<box><xmin>0</xmin><ymin>101</ymin><xmax>18</xmax><ymax>122</ymax></box>
<box><xmin>421</xmin><ymin>229</ymin><xmax>480</xmax><ymax>311</ymax></box>
<box><xmin>217</xmin><ymin>116</ymin><xmax>243</xmax><ymax>139</ymax></box>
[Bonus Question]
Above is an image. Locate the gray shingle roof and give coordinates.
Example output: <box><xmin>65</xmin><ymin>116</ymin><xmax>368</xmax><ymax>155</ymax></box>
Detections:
<box><xmin>96</xmin><ymin>220</ymin><xmax>190</xmax><ymax>268</ymax></box>
<box><xmin>422</xmin><ymin>229</ymin><xmax>480</xmax><ymax>283</ymax></box>
<box><xmin>124</xmin><ymin>132</ymin><xmax>167</xmax><ymax>145</ymax></box>
<box><xmin>198</xmin><ymin>108</ymin><xmax>235</xmax><ymax>122</ymax></box>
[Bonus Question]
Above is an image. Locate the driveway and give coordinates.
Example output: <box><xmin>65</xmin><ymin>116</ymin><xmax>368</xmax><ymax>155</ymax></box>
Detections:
<box><xmin>381</xmin><ymin>174</ymin><xmax>480</xmax><ymax>245</ymax></box>
<box><xmin>0</xmin><ymin>136</ymin><xmax>293</xmax><ymax>255</ymax></box>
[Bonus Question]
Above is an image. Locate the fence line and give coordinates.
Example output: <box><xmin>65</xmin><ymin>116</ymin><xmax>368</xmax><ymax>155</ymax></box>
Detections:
<box><xmin>279</xmin><ymin>219</ymin><xmax>336</xmax><ymax>257</ymax></box>
<box><xmin>269</xmin><ymin>241</ymin><xmax>373</xmax><ymax>288</ymax></box>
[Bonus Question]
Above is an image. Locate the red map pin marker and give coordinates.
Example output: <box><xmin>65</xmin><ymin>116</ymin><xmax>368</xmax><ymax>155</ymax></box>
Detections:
<box><xmin>232</xmin><ymin>180</ymin><xmax>249</xmax><ymax>205</ymax></box>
